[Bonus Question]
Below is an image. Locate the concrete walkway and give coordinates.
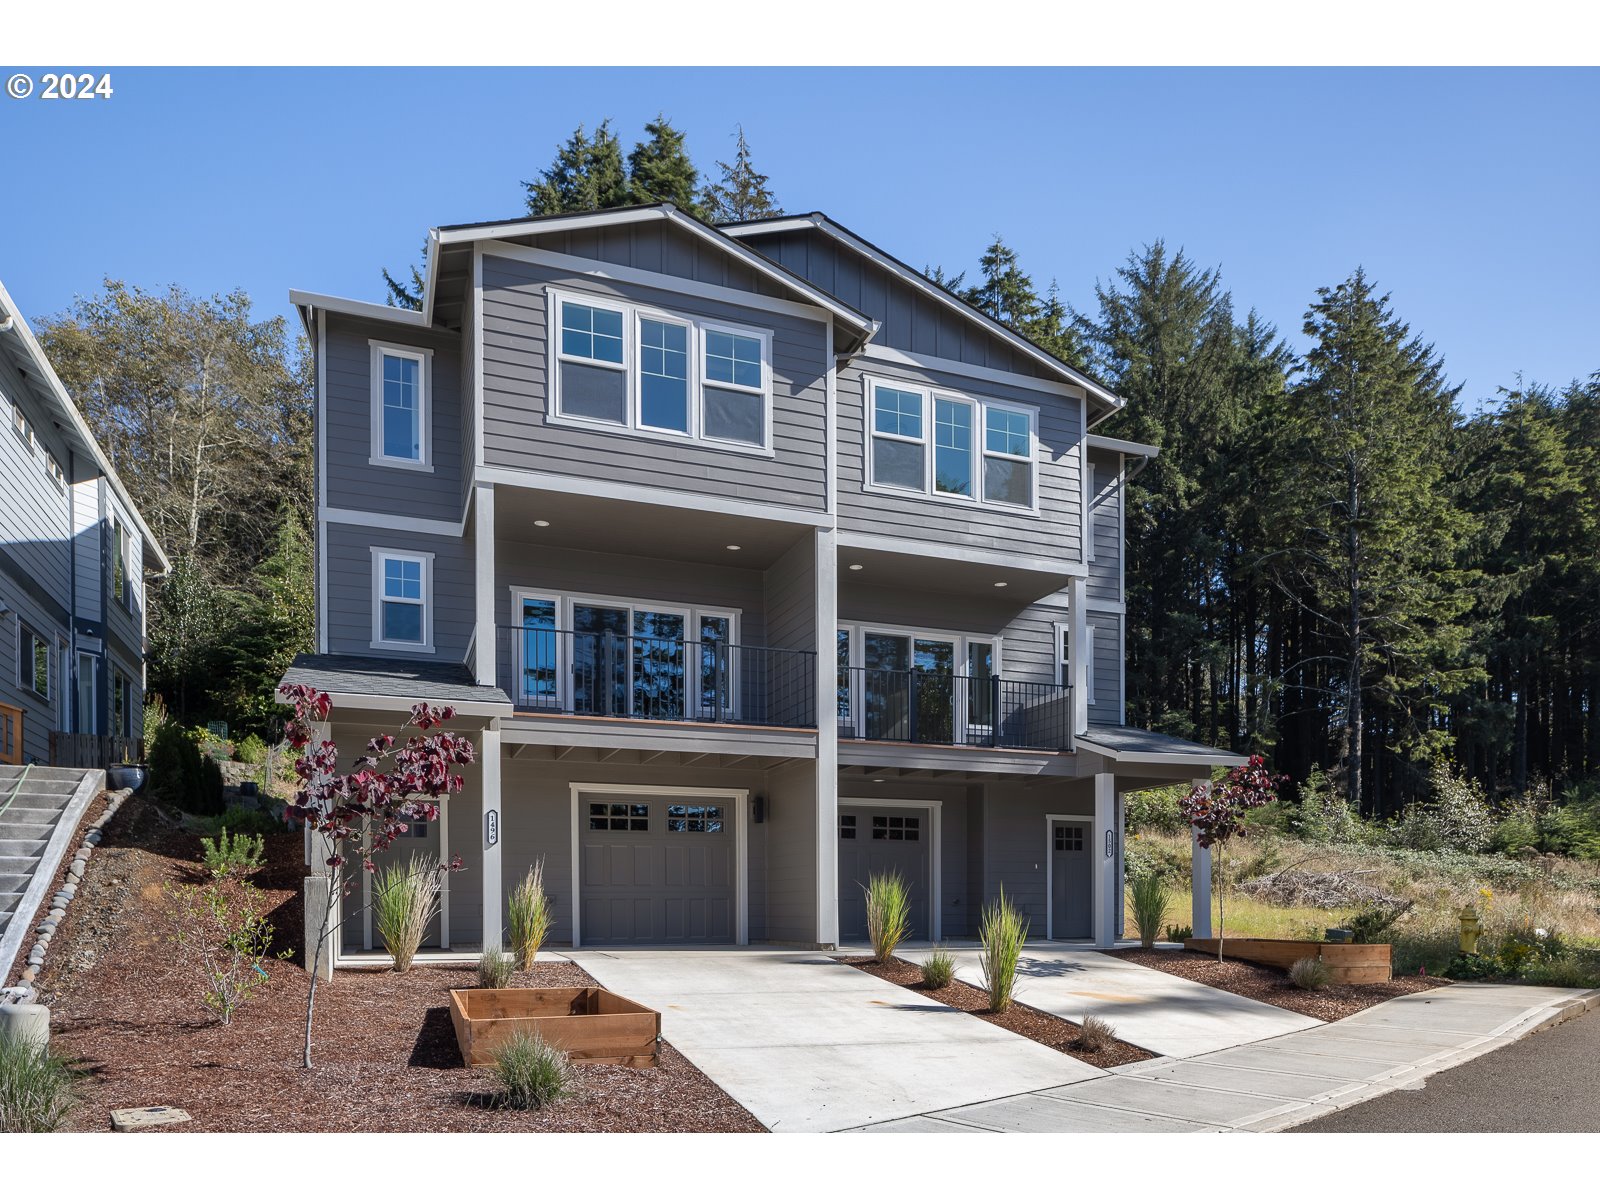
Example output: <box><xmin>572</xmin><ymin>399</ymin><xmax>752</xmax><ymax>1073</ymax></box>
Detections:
<box><xmin>858</xmin><ymin>982</ymin><xmax>1598</xmax><ymax>1133</ymax></box>
<box><xmin>568</xmin><ymin>948</ymin><xmax>1102</xmax><ymax>1132</ymax></box>
<box><xmin>897</xmin><ymin>944</ymin><xmax>1319</xmax><ymax>1057</ymax></box>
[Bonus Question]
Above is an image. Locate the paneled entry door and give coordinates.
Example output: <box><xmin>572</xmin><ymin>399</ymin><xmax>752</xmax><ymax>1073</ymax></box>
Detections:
<box><xmin>1051</xmin><ymin>819</ymin><xmax>1092</xmax><ymax>939</ymax></box>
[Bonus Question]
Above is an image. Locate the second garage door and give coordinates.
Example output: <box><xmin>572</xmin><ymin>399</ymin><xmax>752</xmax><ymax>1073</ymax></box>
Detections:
<box><xmin>837</xmin><ymin>805</ymin><xmax>931</xmax><ymax>942</ymax></box>
<box><xmin>578</xmin><ymin>791</ymin><xmax>737</xmax><ymax>945</ymax></box>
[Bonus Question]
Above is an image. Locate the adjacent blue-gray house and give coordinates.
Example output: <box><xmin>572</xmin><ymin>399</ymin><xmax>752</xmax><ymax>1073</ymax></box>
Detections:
<box><xmin>0</xmin><ymin>278</ymin><xmax>168</xmax><ymax>768</ymax></box>
<box><xmin>285</xmin><ymin>203</ymin><xmax>1238</xmax><ymax>963</ymax></box>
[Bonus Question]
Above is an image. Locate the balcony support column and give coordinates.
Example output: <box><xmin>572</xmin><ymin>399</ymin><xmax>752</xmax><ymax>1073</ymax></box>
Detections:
<box><xmin>1091</xmin><ymin>771</ymin><xmax>1117</xmax><ymax>948</ymax></box>
<box><xmin>1069</xmin><ymin>577</ymin><xmax>1089</xmax><ymax>736</ymax></box>
<box><xmin>814</xmin><ymin>525</ymin><xmax>839</xmax><ymax>948</ymax></box>
<box><xmin>473</xmin><ymin>482</ymin><xmax>495</xmax><ymax>687</ymax></box>
<box><xmin>481</xmin><ymin>721</ymin><xmax>503</xmax><ymax>953</ymax></box>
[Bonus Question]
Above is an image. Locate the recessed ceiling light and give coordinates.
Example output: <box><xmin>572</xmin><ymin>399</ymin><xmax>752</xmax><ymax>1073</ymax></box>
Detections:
<box><xmin>726</xmin><ymin>544</ymin><xmax>741</xmax><ymax>551</ymax></box>
<box><xmin>848</xmin><ymin>563</ymin><xmax>864</xmax><ymax>571</ymax></box>
<box><xmin>993</xmin><ymin>580</ymin><xmax>1008</xmax><ymax>588</ymax></box>
<box><xmin>533</xmin><ymin>519</ymin><xmax>550</xmax><ymax>528</ymax></box>
<box><xmin>871</xmin><ymin>778</ymin><xmax>885</xmax><ymax>783</ymax></box>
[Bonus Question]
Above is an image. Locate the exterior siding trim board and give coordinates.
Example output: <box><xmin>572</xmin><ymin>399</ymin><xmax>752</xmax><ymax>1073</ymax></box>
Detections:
<box><xmin>322</xmin><ymin>505</ymin><xmax>468</xmax><ymax>539</ymax></box>
<box><xmin>475</xmin><ymin>464</ymin><xmax>829</xmax><ymax>526</ymax></box>
<box><xmin>837</xmin><ymin>530</ymin><xmax>1085</xmax><ymax>580</ymax></box>
<box><xmin>858</xmin><ymin>343</ymin><xmax>1084</xmax><ymax>400</ymax></box>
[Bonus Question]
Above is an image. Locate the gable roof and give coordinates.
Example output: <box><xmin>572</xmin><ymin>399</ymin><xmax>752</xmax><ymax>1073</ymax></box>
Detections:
<box><xmin>0</xmin><ymin>278</ymin><xmax>170</xmax><ymax>573</ymax></box>
<box><xmin>429</xmin><ymin>203</ymin><xmax>879</xmax><ymax>351</ymax></box>
<box><xmin>721</xmin><ymin>213</ymin><xmax>1125</xmax><ymax>416</ymax></box>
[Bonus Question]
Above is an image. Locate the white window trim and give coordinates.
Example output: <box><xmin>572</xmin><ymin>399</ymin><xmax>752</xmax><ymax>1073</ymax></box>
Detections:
<box><xmin>371</xmin><ymin>547</ymin><xmax>435</xmax><ymax>654</ymax></box>
<box><xmin>545</xmin><ymin>285</ymin><xmax>776</xmax><ymax>458</ymax></box>
<box><xmin>368</xmin><ymin>341</ymin><xmax>433</xmax><ymax>472</ymax></box>
<box><xmin>633</xmin><ymin>309</ymin><xmax>695</xmax><ymax>439</ymax></box>
<box><xmin>931</xmin><ymin>393</ymin><xmax>979</xmax><ymax>501</ymax></box>
<box><xmin>1055</xmin><ymin>620</ymin><xmax>1096</xmax><ymax>705</ymax></box>
<box><xmin>862</xmin><ymin>374</ymin><xmax>1041</xmax><ymax>515</ymax></box>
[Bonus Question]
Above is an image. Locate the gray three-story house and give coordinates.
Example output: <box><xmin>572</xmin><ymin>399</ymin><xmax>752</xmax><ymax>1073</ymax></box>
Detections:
<box><xmin>285</xmin><ymin>204</ymin><xmax>1237</xmax><ymax>965</ymax></box>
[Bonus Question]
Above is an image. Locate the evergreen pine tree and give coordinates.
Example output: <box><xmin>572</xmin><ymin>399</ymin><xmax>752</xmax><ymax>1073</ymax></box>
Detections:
<box><xmin>965</xmin><ymin>237</ymin><xmax>1042</xmax><ymax>330</ymax></box>
<box><xmin>627</xmin><ymin>115</ymin><xmax>704</xmax><ymax>217</ymax></box>
<box><xmin>524</xmin><ymin>120</ymin><xmax>629</xmax><ymax>215</ymax></box>
<box><xmin>381</xmin><ymin>239</ymin><xmax>427</xmax><ymax>311</ymax></box>
<box><xmin>700</xmin><ymin>125</ymin><xmax>782</xmax><ymax>223</ymax></box>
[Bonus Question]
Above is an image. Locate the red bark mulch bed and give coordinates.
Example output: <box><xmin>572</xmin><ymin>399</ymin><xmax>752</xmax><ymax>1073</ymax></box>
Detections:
<box><xmin>1106</xmin><ymin>946</ymin><xmax>1450</xmax><ymax>1021</ymax></box>
<box><xmin>34</xmin><ymin>794</ymin><xmax>764</xmax><ymax>1132</ymax></box>
<box><xmin>843</xmin><ymin>956</ymin><xmax>1154</xmax><ymax>1069</ymax></box>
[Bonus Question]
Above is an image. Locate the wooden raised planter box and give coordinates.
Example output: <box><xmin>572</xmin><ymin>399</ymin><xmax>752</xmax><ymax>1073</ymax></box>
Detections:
<box><xmin>1184</xmin><ymin>937</ymin><xmax>1392</xmax><ymax>984</ymax></box>
<box><xmin>449</xmin><ymin>987</ymin><xmax>661</xmax><ymax>1068</ymax></box>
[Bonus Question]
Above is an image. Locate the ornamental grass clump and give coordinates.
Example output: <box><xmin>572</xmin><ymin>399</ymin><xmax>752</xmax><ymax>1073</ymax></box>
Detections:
<box><xmin>508</xmin><ymin>860</ymin><xmax>554</xmax><ymax>970</ymax></box>
<box><xmin>921</xmin><ymin>945</ymin><xmax>956</xmax><ymax>989</ymax></box>
<box><xmin>979</xmin><ymin>886</ymin><xmax>1028</xmax><ymax>1013</ymax></box>
<box><xmin>0</xmin><ymin>1027</ymin><xmax>78</xmax><ymax>1133</ymax></box>
<box><xmin>1075</xmin><ymin>1014</ymin><xmax>1116</xmax><ymax>1054</ymax></box>
<box><xmin>864</xmin><ymin>871</ymin><xmax>911</xmax><ymax>963</ymax></box>
<box><xmin>373</xmin><ymin>854</ymin><xmax>445</xmax><ymax>972</ymax></box>
<box><xmin>491</xmin><ymin>1031</ymin><xmax>573</xmax><ymax>1110</ymax></box>
<box><xmin>1289</xmin><ymin>955</ymin><xmax>1332</xmax><ymax>991</ymax></box>
<box><xmin>477</xmin><ymin>946</ymin><xmax>514</xmax><ymax>989</ymax></box>
<box><xmin>1128</xmin><ymin>872</ymin><xmax>1171</xmax><ymax>949</ymax></box>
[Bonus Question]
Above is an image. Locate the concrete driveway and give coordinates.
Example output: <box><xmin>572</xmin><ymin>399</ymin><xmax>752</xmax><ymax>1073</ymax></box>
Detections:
<box><xmin>897</xmin><ymin>944</ymin><xmax>1320</xmax><ymax>1057</ymax></box>
<box><xmin>567</xmin><ymin>948</ymin><xmax>1101</xmax><ymax>1132</ymax></box>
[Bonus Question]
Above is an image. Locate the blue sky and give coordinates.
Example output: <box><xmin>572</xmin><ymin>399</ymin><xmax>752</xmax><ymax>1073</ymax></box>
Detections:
<box><xmin>1</xmin><ymin>66</ymin><xmax>1594</xmax><ymax>408</ymax></box>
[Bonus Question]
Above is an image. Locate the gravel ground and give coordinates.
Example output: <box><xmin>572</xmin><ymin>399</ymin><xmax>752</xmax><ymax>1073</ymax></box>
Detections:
<box><xmin>37</xmin><ymin>795</ymin><xmax>765</xmax><ymax>1133</ymax></box>
<box><xmin>844</xmin><ymin>956</ymin><xmax>1154</xmax><ymax>1069</ymax></box>
<box><xmin>1106</xmin><ymin>946</ymin><xmax>1448</xmax><ymax>1021</ymax></box>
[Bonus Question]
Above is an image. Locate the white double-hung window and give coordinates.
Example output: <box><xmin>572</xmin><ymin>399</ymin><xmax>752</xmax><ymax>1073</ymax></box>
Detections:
<box><xmin>372</xmin><ymin>548</ymin><xmax>432</xmax><ymax>652</ymax></box>
<box><xmin>370</xmin><ymin>342</ymin><xmax>431</xmax><ymax>469</ymax></box>
<box><xmin>866</xmin><ymin>377</ymin><xmax>1037</xmax><ymax>510</ymax></box>
<box><xmin>548</xmin><ymin>288</ymin><xmax>773</xmax><ymax>453</ymax></box>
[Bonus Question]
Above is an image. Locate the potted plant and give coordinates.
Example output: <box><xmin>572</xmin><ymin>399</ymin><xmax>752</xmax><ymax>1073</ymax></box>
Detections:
<box><xmin>107</xmin><ymin>748</ymin><xmax>148</xmax><ymax>793</ymax></box>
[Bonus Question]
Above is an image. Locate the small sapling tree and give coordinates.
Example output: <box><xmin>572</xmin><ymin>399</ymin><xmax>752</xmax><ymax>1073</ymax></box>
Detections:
<box><xmin>279</xmin><ymin>684</ymin><xmax>474</xmax><ymax>1067</ymax></box>
<box><xmin>1179</xmin><ymin>755</ymin><xmax>1283</xmax><ymax>962</ymax></box>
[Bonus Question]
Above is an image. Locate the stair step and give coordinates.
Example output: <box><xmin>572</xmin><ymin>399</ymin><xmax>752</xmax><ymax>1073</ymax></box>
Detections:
<box><xmin>0</xmin><ymin>892</ymin><xmax>24</xmax><ymax>914</ymax></box>
<box><xmin>0</xmin><ymin>874</ymin><xmax>31</xmax><ymax>892</ymax></box>
<box><xmin>0</xmin><ymin>855</ymin><xmax>41</xmax><ymax>872</ymax></box>
<box><xmin>0</xmin><ymin>796</ymin><xmax>74</xmax><ymax>815</ymax></box>
<box><xmin>0</xmin><ymin>766</ymin><xmax>97</xmax><ymax>784</ymax></box>
<box><xmin>0</xmin><ymin>838</ymin><xmax>48</xmax><ymax>856</ymax></box>
<box><xmin>0</xmin><ymin>819</ymin><xmax>59</xmax><ymax>842</ymax></box>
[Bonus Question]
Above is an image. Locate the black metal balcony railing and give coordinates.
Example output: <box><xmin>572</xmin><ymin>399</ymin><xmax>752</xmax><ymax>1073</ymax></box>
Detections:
<box><xmin>499</xmin><ymin>627</ymin><xmax>817</xmax><ymax>729</ymax></box>
<box><xmin>837</xmin><ymin>667</ymin><xmax>1074</xmax><ymax>751</ymax></box>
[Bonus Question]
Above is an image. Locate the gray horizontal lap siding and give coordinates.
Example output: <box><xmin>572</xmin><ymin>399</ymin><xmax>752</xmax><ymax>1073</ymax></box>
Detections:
<box><xmin>321</xmin><ymin>314</ymin><xmax>464</xmax><ymax>526</ymax></box>
<box><xmin>1087</xmin><ymin>613</ymin><xmax>1122</xmax><ymax>719</ymax></box>
<box><xmin>1086</xmin><ymin>452</ymin><xmax>1122</xmax><ymax>606</ymax></box>
<box><xmin>0</xmin><ymin>354</ymin><xmax>74</xmax><ymax>606</ymax></box>
<box><xmin>479</xmin><ymin>253</ymin><xmax>829</xmax><ymax>512</ymax></box>
<box><xmin>322</xmin><ymin>523</ymin><xmax>474</xmax><ymax>664</ymax></box>
<box><xmin>837</xmin><ymin>358</ymin><xmax>1083</xmax><ymax>563</ymax></box>
<box><xmin>0</xmin><ymin>583</ymin><xmax>68</xmax><ymax>762</ymax></box>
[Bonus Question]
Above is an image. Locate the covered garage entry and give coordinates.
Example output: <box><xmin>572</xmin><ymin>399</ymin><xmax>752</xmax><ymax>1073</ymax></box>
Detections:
<box><xmin>573</xmin><ymin>785</ymin><xmax>748</xmax><ymax>946</ymax></box>
<box><xmin>837</xmin><ymin>801</ymin><xmax>937</xmax><ymax>942</ymax></box>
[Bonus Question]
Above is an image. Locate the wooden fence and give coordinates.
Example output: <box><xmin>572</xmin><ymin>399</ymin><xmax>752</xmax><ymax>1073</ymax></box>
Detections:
<box><xmin>49</xmin><ymin>732</ymin><xmax>143</xmax><ymax>769</ymax></box>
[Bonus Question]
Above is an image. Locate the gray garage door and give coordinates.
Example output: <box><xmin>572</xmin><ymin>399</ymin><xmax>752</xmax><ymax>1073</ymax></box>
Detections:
<box><xmin>837</xmin><ymin>806</ymin><xmax>930</xmax><ymax>942</ymax></box>
<box><xmin>578</xmin><ymin>792</ymin><xmax>736</xmax><ymax>945</ymax></box>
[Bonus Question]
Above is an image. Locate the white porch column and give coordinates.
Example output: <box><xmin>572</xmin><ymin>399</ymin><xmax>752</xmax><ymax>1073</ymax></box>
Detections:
<box><xmin>480</xmin><ymin>722</ymin><xmax>503</xmax><ymax>951</ymax></box>
<box><xmin>1190</xmin><ymin>788</ymin><xmax>1213</xmax><ymax>940</ymax></box>
<box><xmin>1069</xmin><ymin>577</ymin><xmax>1089</xmax><ymax>736</ymax></box>
<box><xmin>472</xmin><ymin>482</ymin><xmax>496</xmax><ymax>687</ymax></box>
<box><xmin>1092</xmin><ymin>771</ymin><xmax>1117</xmax><ymax>947</ymax></box>
<box><xmin>814</xmin><ymin>525</ymin><xmax>839</xmax><ymax>948</ymax></box>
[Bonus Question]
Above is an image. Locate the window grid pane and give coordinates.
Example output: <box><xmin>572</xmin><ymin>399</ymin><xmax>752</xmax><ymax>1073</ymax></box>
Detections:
<box><xmin>934</xmin><ymin>397</ymin><xmax>974</xmax><ymax>497</ymax></box>
<box><xmin>985</xmin><ymin>407</ymin><xmax>1031</xmax><ymax>457</ymax></box>
<box><xmin>873</xmin><ymin>387</ymin><xmax>923</xmax><ymax>438</ymax></box>
<box><xmin>561</xmin><ymin>302</ymin><xmax>624</xmax><ymax>364</ymax></box>
<box><xmin>666</xmin><ymin>803</ymin><xmax>725</xmax><ymax>833</ymax></box>
<box><xmin>705</xmin><ymin>330</ymin><xmax>762</xmax><ymax>390</ymax></box>
<box><xmin>639</xmin><ymin>318</ymin><xmax>690</xmax><ymax>432</ymax></box>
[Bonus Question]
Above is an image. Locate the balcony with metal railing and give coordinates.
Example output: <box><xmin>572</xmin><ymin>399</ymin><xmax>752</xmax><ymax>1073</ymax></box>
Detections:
<box><xmin>837</xmin><ymin>667</ymin><xmax>1074</xmax><ymax>752</ymax></box>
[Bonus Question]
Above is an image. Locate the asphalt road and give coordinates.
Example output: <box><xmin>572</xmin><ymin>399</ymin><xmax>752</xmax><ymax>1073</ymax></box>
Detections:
<box><xmin>1291</xmin><ymin>1006</ymin><xmax>1600</xmax><ymax>1132</ymax></box>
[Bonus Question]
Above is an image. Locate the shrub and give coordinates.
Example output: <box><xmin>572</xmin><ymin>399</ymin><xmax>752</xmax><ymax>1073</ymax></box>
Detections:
<box><xmin>490</xmin><ymin>1031</ymin><xmax>573</xmax><ymax>1109</ymax></box>
<box><xmin>199</xmin><ymin>827</ymin><xmax>266</xmax><ymax>879</ymax></box>
<box><xmin>477</xmin><ymin>947</ymin><xmax>514</xmax><ymax>989</ymax></box>
<box><xmin>1165</xmin><ymin>923</ymin><xmax>1193</xmax><ymax>943</ymax></box>
<box><xmin>1445</xmin><ymin>952</ymin><xmax>1501</xmax><ymax>980</ymax></box>
<box><xmin>1392</xmin><ymin>763</ymin><xmax>1494</xmax><ymax>854</ymax></box>
<box><xmin>1124</xmin><ymin>784</ymin><xmax>1188</xmax><ymax>836</ymax></box>
<box><xmin>1289</xmin><ymin>956</ymin><xmax>1332</xmax><ymax>990</ymax></box>
<box><xmin>373</xmin><ymin>854</ymin><xmax>445</xmax><ymax>972</ymax></box>
<box><xmin>921</xmin><ymin>945</ymin><xmax>956</xmax><ymax>989</ymax></box>
<box><xmin>149</xmin><ymin>722</ymin><xmax>225</xmax><ymax>815</ymax></box>
<box><xmin>165</xmin><ymin>880</ymin><xmax>281</xmax><ymax>1024</ymax></box>
<box><xmin>236</xmin><ymin>734</ymin><xmax>268</xmax><ymax>765</ymax></box>
<box><xmin>1075</xmin><ymin>1014</ymin><xmax>1116</xmax><ymax>1053</ymax></box>
<box><xmin>864</xmin><ymin>871</ymin><xmax>911</xmax><ymax>964</ymax></box>
<box><xmin>1294</xmin><ymin>767</ymin><xmax>1373</xmax><ymax>844</ymax></box>
<box><xmin>0</xmin><ymin>1027</ymin><xmax>78</xmax><ymax>1133</ymax></box>
<box><xmin>199</xmin><ymin>803</ymin><xmax>284</xmax><ymax>839</ymax></box>
<box><xmin>1523</xmin><ymin>953</ymin><xmax>1600</xmax><ymax>989</ymax></box>
<box><xmin>1349</xmin><ymin>901</ymin><xmax>1410</xmax><ymax>945</ymax></box>
<box><xmin>1128</xmin><ymin>872</ymin><xmax>1171</xmax><ymax>949</ymax></box>
<box><xmin>508</xmin><ymin>860</ymin><xmax>554</xmax><ymax>971</ymax></box>
<box><xmin>979</xmin><ymin>886</ymin><xmax>1028</xmax><ymax>1013</ymax></box>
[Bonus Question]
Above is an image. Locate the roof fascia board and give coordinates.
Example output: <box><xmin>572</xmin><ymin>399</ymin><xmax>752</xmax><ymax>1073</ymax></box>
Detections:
<box><xmin>289</xmin><ymin>290</ymin><xmax>429</xmax><ymax>329</ymax></box>
<box><xmin>1086</xmin><ymin>433</ymin><xmax>1160</xmax><ymax>459</ymax></box>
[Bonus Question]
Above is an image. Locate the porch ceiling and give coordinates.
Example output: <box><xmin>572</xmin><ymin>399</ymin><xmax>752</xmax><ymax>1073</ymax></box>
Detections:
<box><xmin>503</xmin><ymin>742</ymin><xmax>801</xmax><ymax>772</ymax></box>
<box><xmin>836</xmin><ymin>540</ymin><xmax>1073</xmax><ymax>604</ymax></box>
<box><xmin>837</xmin><ymin>743</ymin><xmax>1080</xmax><ymax>782</ymax></box>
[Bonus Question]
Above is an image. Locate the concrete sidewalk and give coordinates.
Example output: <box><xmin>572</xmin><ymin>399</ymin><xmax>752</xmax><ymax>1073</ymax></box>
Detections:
<box><xmin>858</xmin><ymin>982</ymin><xmax>1599</xmax><ymax>1133</ymax></box>
<box><xmin>898</xmin><ymin>944</ymin><xmax>1319</xmax><ymax>1058</ymax></box>
<box><xmin>568</xmin><ymin>948</ymin><xmax>1102</xmax><ymax>1133</ymax></box>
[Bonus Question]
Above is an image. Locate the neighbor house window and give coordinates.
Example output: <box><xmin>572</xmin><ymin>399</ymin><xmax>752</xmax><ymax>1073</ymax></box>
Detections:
<box><xmin>76</xmin><ymin>652</ymin><xmax>98</xmax><ymax>734</ymax></box>
<box><xmin>10</xmin><ymin>400</ymin><xmax>34</xmax><ymax>452</ymax></box>
<box><xmin>111</xmin><ymin>518</ymin><xmax>130</xmax><ymax>610</ymax></box>
<box><xmin>44</xmin><ymin>450</ymin><xmax>66</xmax><ymax>490</ymax></box>
<box><xmin>20</xmin><ymin>626</ymin><xmax>50</xmax><ymax>700</ymax></box>
<box><xmin>549</xmin><ymin>288</ymin><xmax>773</xmax><ymax>452</ymax></box>
<box><xmin>372</xmin><ymin>549</ymin><xmax>432</xmax><ymax>651</ymax></box>
<box><xmin>866</xmin><ymin>378</ymin><xmax>1037</xmax><ymax>509</ymax></box>
<box><xmin>369</xmin><ymin>343</ymin><xmax>430</xmax><ymax>468</ymax></box>
<box><xmin>111</xmin><ymin>668</ymin><xmax>133</xmax><ymax>737</ymax></box>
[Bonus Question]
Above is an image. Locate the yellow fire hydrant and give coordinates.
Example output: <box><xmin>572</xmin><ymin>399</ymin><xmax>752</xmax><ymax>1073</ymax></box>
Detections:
<box><xmin>1459</xmin><ymin>906</ymin><xmax>1482</xmax><ymax>955</ymax></box>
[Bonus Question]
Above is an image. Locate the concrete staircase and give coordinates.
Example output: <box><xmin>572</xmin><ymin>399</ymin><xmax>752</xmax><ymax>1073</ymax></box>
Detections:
<box><xmin>0</xmin><ymin>765</ymin><xmax>103</xmax><ymax>986</ymax></box>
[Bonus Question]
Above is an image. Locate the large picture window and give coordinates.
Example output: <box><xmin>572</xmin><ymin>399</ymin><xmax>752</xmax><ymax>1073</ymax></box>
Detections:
<box><xmin>369</xmin><ymin>343</ymin><xmax>431</xmax><ymax>469</ymax></box>
<box><xmin>865</xmin><ymin>377</ymin><xmax>1037</xmax><ymax>510</ymax></box>
<box><xmin>371</xmin><ymin>549</ymin><xmax>432</xmax><ymax>652</ymax></box>
<box><xmin>548</xmin><ymin>288</ymin><xmax>774</xmax><ymax>453</ymax></box>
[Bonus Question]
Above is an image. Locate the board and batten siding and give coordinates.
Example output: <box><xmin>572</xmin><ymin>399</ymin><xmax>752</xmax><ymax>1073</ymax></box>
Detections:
<box><xmin>478</xmin><ymin>253</ymin><xmax>830</xmax><ymax>513</ymax></box>
<box><xmin>1086</xmin><ymin>451</ymin><xmax>1123</xmax><ymax>606</ymax></box>
<box><xmin>527</xmin><ymin>221</ymin><xmax>799</xmax><ymax>305</ymax></box>
<box><xmin>320</xmin><ymin>313</ymin><xmax>465</xmax><ymax>527</ymax></box>
<box><xmin>322</xmin><ymin>523</ymin><xmax>474</xmax><ymax>663</ymax></box>
<box><xmin>836</xmin><ymin>357</ymin><xmax>1084</xmax><ymax>564</ymax></box>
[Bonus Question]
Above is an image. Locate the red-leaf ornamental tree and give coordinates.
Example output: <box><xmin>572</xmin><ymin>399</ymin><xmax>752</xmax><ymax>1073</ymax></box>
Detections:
<box><xmin>1179</xmin><ymin>755</ymin><xmax>1284</xmax><ymax>963</ymax></box>
<box><xmin>279</xmin><ymin>683</ymin><xmax>474</xmax><ymax>1068</ymax></box>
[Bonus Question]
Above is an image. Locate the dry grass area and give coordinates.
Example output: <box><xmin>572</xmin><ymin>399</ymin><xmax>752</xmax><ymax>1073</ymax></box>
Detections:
<box><xmin>32</xmin><ymin>796</ymin><xmax>764</xmax><ymax>1133</ymax></box>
